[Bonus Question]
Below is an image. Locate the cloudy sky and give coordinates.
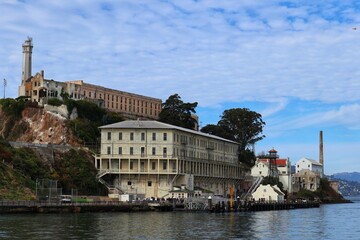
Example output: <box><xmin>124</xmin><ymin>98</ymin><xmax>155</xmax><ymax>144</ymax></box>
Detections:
<box><xmin>1</xmin><ymin>0</ymin><xmax>360</xmax><ymax>174</ymax></box>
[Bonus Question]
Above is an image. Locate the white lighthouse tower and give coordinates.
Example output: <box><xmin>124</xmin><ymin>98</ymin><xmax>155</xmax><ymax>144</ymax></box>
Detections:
<box><xmin>18</xmin><ymin>37</ymin><xmax>33</xmax><ymax>96</ymax></box>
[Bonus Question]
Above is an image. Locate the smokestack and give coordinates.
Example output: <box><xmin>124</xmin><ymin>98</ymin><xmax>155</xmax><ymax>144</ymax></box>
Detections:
<box><xmin>319</xmin><ymin>130</ymin><xmax>324</xmax><ymax>177</ymax></box>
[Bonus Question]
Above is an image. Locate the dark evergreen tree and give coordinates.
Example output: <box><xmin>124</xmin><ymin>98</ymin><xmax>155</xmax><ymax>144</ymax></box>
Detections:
<box><xmin>201</xmin><ymin>108</ymin><xmax>265</xmax><ymax>167</ymax></box>
<box><xmin>159</xmin><ymin>94</ymin><xmax>198</xmax><ymax>130</ymax></box>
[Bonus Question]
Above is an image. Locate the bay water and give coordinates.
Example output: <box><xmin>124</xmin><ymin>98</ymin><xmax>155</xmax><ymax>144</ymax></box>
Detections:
<box><xmin>1</xmin><ymin>197</ymin><xmax>359</xmax><ymax>239</ymax></box>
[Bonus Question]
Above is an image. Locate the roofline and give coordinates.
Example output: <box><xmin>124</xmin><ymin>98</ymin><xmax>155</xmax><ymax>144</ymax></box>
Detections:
<box><xmin>100</xmin><ymin>120</ymin><xmax>239</xmax><ymax>144</ymax></box>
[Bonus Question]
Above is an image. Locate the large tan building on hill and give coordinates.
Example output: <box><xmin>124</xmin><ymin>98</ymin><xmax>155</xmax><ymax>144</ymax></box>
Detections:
<box><xmin>18</xmin><ymin>38</ymin><xmax>162</xmax><ymax>120</ymax></box>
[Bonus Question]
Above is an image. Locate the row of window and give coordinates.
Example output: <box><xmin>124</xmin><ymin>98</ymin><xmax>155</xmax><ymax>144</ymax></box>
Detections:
<box><xmin>116</xmin><ymin>160</ymin><xmax>172</xmax><ymax>171</ymax></box>
<box><xmin>128</xmin><ymin>181</ymin><xmax>152</xmax><ymax>187</ymax></box>
<box><xmin>106</xmin><ymin>146</ymin><xmax>236</xmax><ymax>162</ymax></box>
<box><xmin>84</xmin><ymin>90</ymin><xmax>160</xmax><ymax>109</ymax></box>
<box><xmin>81</xmin><ymin>90</ymin><xmax>161</xmax><ymax>115</ymax></box>
<box><xmin>108</xmin><ymin>146</ymin><xmax>168</xmax><ymax>156</ymax></box>
<box><xmin>108</xmin><ymin>132</ymin><xmax>167</xmax><ymax>141</ymax></box>
<box><xmin>106</xmin><ymin>131</ymin><xmax>237</xmax><ymax>154</ymax></box>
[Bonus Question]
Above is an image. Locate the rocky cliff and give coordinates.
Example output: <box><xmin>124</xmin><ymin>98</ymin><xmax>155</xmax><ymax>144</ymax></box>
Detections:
<box><xmin>0</xmin><ymin>105</ymin><xmax>80</xmax><ymax>146</ymax></box>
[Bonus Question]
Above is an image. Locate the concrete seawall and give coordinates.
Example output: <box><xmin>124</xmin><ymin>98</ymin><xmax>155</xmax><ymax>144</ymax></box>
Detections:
<box><xmin>0</xmin><ymin>201</ymin><xmax>173</xmax><ymax>214</ymax></box>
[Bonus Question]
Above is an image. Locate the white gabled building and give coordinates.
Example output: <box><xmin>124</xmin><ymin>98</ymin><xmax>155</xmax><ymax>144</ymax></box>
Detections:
<box><xmin>252</xmin><ymin>184</ymin><xmax>285</xmax><ymax>202</ymax></box>
<box><xmin>94</xmin><ymin>120</ymin><xmax>247</xmax><ymax>199</ymax></box>
<box><xmin>295</xmin><ymin>157</ymin><xmax>323</xmax><ymax>177</ymax></box>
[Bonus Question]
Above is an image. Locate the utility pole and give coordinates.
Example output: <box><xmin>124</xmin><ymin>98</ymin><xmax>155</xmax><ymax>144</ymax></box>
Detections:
<box><xmin>3</xmin><ymin>78</ymin><xmax>6</xmax><ymax>99</ymax></box>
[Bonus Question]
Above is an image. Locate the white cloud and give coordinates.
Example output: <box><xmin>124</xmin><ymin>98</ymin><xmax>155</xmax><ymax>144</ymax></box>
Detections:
<box><xmin>2</xmin><ymin>1</ymin><xmax>360</xmax><ymax>105</ymax></box>
<box><xmin>265</xmin><ymin>103</ymin><xmax>360</xmax><ymax>133</ymax></box>
<box><xmin>1</xmin><ymin>0</ymin><xmax>360</xmax><ymax>170</ymax></box>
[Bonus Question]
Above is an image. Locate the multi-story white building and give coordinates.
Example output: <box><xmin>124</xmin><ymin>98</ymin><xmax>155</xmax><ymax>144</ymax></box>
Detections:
<box><xmin>94</xmin><ymin>120</ymin><xmax>247</xmax><ymax>199</ymax></box>
<box><xmin>251</xmin><ymin>150</ymin><xmax>292</xmax><ymax>193</ymax></box>
<box><xmin>295</xmin><ymin>157</ymin><xmax>323</xmax><ymax>177</ymax></box>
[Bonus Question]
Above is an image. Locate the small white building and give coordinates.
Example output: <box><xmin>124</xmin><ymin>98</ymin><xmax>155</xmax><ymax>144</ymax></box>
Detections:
<box><xmin>295</xmin><ymin>157</ymin><xmax>323</xmax><ymax>177</ymax></box>
<box><xmin>252</xmin><ymin>184</ymin><xmax>285</xmax><ymax>202</ymax></box>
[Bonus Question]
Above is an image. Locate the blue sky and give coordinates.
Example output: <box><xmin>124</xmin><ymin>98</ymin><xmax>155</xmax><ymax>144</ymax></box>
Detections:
<box><xmin>1</xmin><ymin>0</ymin><xmax>360</xmax><ymax>174</ymax></box>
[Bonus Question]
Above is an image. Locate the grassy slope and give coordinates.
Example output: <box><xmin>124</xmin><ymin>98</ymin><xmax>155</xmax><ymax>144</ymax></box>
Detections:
<box><xmin>0</xmin><ymin>163</ymin><xmax>35</xmax><ymax>200</ymax></box>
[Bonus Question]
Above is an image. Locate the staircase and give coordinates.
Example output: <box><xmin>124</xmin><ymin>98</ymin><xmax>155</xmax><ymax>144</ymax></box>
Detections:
<box><xmin>241</xmin><ymin>176</ymin><xmax>263</xmax><ymax>200</ymax></box>
<box><xmin>97</xmin><ymin>172</ymin><xmax>123</xmax><ymax>195</ymax></box>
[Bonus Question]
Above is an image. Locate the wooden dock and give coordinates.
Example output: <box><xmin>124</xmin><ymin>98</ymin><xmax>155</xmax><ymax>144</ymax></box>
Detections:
<box><xmin>0</xmin><ymin>200</ymin><xmax>320</xmax><ymax>214</ymax></box>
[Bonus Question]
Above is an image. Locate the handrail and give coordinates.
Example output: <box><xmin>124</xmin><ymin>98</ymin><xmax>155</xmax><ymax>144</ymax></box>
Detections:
<box><xmin>241</xmin><ymin>176</ymin><xmax>263</xmax><ymax>200</ymax></box>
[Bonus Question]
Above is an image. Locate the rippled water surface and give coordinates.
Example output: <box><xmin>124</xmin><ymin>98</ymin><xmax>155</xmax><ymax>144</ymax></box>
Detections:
<box><xmin>1</xmin><ymin>197</ymin><xmax>359</xmax><ymax>240</ymax></box>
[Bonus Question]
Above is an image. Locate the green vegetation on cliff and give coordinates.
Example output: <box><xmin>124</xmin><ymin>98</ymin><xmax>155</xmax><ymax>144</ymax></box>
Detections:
<box><xmin>0</xmin><ymin>138</ymin><xmax>104</xmax><ymax>200</ymax></box>
<box><xmin>0</xmin><ymin>98</ymin><xmax>124</xmax><ymax>200</ymax></box>
<box><xmin>48</xmin><ymin>98</ymin><xmax>123</xmax><ymax>148</ymax></box>
<box><xmin>292</xmin><ymin>178</ymin><xmax>349</xmax><ymax>203</ymax></box>
<box><xmin>53</xmin><ymin>149</ymin><xmax>100</xmax><ymax>194</ymax></box>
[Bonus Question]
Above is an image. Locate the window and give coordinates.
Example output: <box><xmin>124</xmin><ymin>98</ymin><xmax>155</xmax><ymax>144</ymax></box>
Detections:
<box><xmin>163</xmin><ymin>161</ymin><xmax>167</xmax><ymax>170</ymax></box>
<box><xmin>141</xmin><ymin>161</ymin><xmax>145</xmax><ymax>171</ymax></box>
<box><xmin>119</xmin><ymin>132</ymin><xmax>122</xmax><ymax>140</ymax></box>
<box><xmin>128</xmin><ymin>181</ymin><xmax>132</xmax><ymax>186</ymax></box>
<box><xmin>152</xmin><ymin>132</ymin><xmax>156</xmax><ymax>141</ymax></box>
<box><xmin>152</xmin><ymin>147</ymin><xmax>156</xmax><ymax>155</ymax></box>
<box><xmin>152</xmin><ymin>162</ymin><xmax>156</xmax><ymax>170</ymax></box>
<box><xmin>118</xmin><ymin>147</ymin><xmax>122</xmax><ymax>155</ymax></box>
<box><xmin>163</xmin><ymin>133</ymin><xmax>167</xmax><ymax>141</ymax></box>
<box><xmin>107</xmin><ymin>146</ymin><xmax>111</xmax><ymax>155</ymax></box>
<box><xmin>130</xmin><ymin>161</ymin><xmax>133</xmax><ymax>170</ymax></box>
<box><xmin>130</xmin><ymin>147</ymin><xmax>134</xmax><ymax>155</ymax></box>
<box><xmin>148</xmin><ymin>181</ymin><xmax>152</xmax><ymax>187</ymax></box>
<box><xmin>130</xmin><ymin>132</ymin><xmax>134</xmax><ymax>141</ymax></box>
<box><xmin>141</xmin><ymin>132</ymin><xmax>145</xmax><ymax>141</ymax></box>
<box><xmin>107</xmin><ymin>132</ymin><xmax>111</xmax><ymax>140</ymax></box>
<box><xmin>163</xmin><ymin>147</ymin><xmax>167</xmax><ymax>157</ymax></box>
<box><xmin>141</xmin><ymin>147</ymin><xmax>145</xmax><ymax>157</ymax></box>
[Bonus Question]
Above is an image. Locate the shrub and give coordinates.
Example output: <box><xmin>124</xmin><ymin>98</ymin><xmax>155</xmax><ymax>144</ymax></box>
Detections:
<box><xmin>0</xmin><ymin>98</ymin><xmax>26</xmax><ymax>119</ymax></box>
<box><xmin>47</xmin><ymin>98</ymin><xmax>63</xmax><ymax>106</ymax></box>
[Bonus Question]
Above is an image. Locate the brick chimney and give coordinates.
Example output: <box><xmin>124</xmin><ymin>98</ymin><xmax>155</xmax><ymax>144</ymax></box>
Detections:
<box><xmin>319</xmin><ymin>130</ymin><xmax>324</xmax><ymax>176</ymax></box>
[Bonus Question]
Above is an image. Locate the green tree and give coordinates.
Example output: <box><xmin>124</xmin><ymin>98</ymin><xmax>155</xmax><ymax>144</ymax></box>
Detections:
<box><xmin>239</xmin><ymin>149</ymin><xmax>257</xmax><ymax>167</ymax></box>
<box><xmin>159</xmin><ymin>94</ymin><xmax>198</xmax><ymax>130</ymax></box>
<box><xmin>201</xmin><ymin>108</ymin><xmax>265</xmax><ymax>167</ymax></box>
<box><xmin>217</xmin><ymin>108</ymin><xmax>265</xmax><ymax>151</ymax></box>
<box><xmin>262</xmin><ymin>176</ymin><xmax>284</xmax><ymax>192</ymax></box>
<box><xmin>54</xmin><ymin>149</ymin><xmax>100</xmax><ymax>195</ymax></box>
<box><xmin>200</xmin><ymin>124</ymin><xmax>233</xmax><ymax>140</ymax></box>
<box><xmin>0</xmin><ymin>98</ymin><xmax>27</xmax><ymax>119</ymax></box>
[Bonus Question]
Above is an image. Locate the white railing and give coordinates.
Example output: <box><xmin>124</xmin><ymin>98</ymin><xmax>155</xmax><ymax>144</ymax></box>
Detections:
<box><xmin>241</xmin><ymin>176</ymin><xmax>263</xmax><ymax>200</ymax></box>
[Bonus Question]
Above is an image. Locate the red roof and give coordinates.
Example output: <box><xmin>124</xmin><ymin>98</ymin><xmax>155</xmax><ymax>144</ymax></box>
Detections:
<box><xmin>259</xmin><ymin>158</ymin><xmax>287</xmax><ymax>166</ymax></box>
